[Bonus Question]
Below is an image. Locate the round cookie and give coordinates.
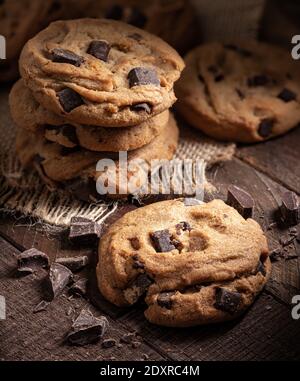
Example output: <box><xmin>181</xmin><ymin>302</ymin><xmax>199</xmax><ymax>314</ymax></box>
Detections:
<box><xmin>19</xmin><ymin>18</ymin><xmax>185</xmax><ymax>127</ymax></box>
<box><xmin>97</xmin><ymin>198</ymin><xmax>270</xmax><ymax>327</ymax></box>
<box><xmin>16</xmin><ymin>113</ymin><xmax>179</xmax><ymax>199</ymax></box>
<box><xmin>175</xmin><ymin>41</ymin><xmax>300</xmax><ymax>143</ymax></box>
<box><xmin>10</xmin><ymin>80</ymin><xmax>169</xmax><ymax>152</ymax></box>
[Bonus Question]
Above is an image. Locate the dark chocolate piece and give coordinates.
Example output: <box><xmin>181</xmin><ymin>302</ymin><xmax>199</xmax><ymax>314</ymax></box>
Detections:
<box><xmin>67</xmin><ymin>309</ymin><xmax>108</xmax><ymax>346</ymax></box>
<box><xmin>128</xmin><ymin>7</ymin><xmax>147</xmax><ymax>28</ymax></box>
<box><xmin>277</xmin><ymin>88</ymin><xmax>296</xmax><ymax>102</ymax></box>
<box><xmin>17</xmin><ymin>248</ymin><xmax>49</xmax><ymax>274</ymax></box>
<box><xmin>69</xmin><ymin>278</ymin><xmax>88</xmax><ymax>297</ymax></box>
<box><xmin>60</xmin><ymin>125</ymin><xmax>79</xmax><ymax>145</ymax></box>
<box><xmin>258</xmin><ymin>118</ymin><xmax>274</xmax><ymax>138</ymax></box>
<box><xmin>130</xmin><ymin>103</ymin><xmax>151</xmax><ymax>113</ymax></box>
<box><xmin>157</xmin><ymin>291</ymin><xmax>175</xmax><ymax>309</ymax></box>
<box><xmin>214</xmin><ymin>287</ymin><xmax>241</xmax><ymax>314</ymax></box>
<box><xmin>45</xmin><ymin>263</ymin><xmax>73</xmax><ymax>301</ymax></box>
<box><xmin>227</xmin><ymin>185</ymin><xmax>254</xmax><ymax>218</ymax></box>
<box><xmin>102</xmin><ymin>339</ymin><xmax>116</xmax><ymax>348</ymax></box>
<box><xmin>69</xmin><ymin>217</ymin><xmax>102</xmax><ymax>245</ymax></box>
<box><xmin>51</xmin><ymin>48</ymin><xmax>84</xmax><ymax>67</ymax></box>
<box><xmin>123</xmin><ymin>274</ymin><xmax>152</xmax><ymax>304</ymax></box>
<box><xmin>247</xmin><ymin>74</ymin><xmax>269</xmax><ymax>87</ymax></box>
<box><xmin>280</xmin><ymin>191</ymin><xmax>300</xmax><ymax>226</ymax></box>
<box><xmin>58</xmin><ymin>88</ymin><xmax>84</xmax><ymax>113</ymax></box>
<box><xmin>33</xmin><ymin>300</ymin><xmax>50</xmax><ymax>313</ymax></box>
<box><xmin>128</xmin><ymin>67</ymin><xmax>160</xmax><ymax>87</ymax></box>
<box><xmin>256</xmin><ymin>261</ymin><xmax>266</xmax><ymax>276</ymax></box>
<box><xmin>150</xmin><ymin>229</ymin><xmax>176</xmax><ymax>252</ymax></box>
<box><xmin>183</xmin><ymin>198</ymin><xmax>203</xmax><ymax>206</ymax></box>
<box><xmin>87</xmin><ymin>40</ymin><xmax>111</xmax><ymax>62</ymax></box>
<box><xmin>56</xmin><ymin>255</ymin><xmax>89</xmax><ymax>272</ymax></box>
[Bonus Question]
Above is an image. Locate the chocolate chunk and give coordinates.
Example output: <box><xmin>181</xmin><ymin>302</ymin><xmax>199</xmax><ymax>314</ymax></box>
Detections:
<box><xmin>247</xmin><ymin>75</ymin><xmax>269</xmax><ymax>87</ymax></box>
<box><xmin>67</xmin><ymin>309</ymin><xmax>108</xmax><ymax>346</ymax></box>
<box><xmin>130</xmin><ymin>103</ymin><xmax>152</xmax><ymax>113</ymax></box>
<box><xmin>183</xmin><ymin>198</ymin><xmax>203</xmax><ymax>206</ymax></box>
<box><xmin>69</xmin><ymin>278</ymin><xmax>88</xmax><ymax>297</ymax></box>
<box><xmin>123</xmin><ymin>274</ymin><xmax>152</xmax><ymax>304</ymax></box>
<box><xmin>214</xmin><ymin>287</ymin><xmax>241</xmax><ymax>314</ymax></box>
<box><xmin>58</xmin><ymin>88</ymin><xmax>84</xmax><ymax>113</ymax></box>
<box><xmin>33</xmin><ymin>300</ymin><xmax>50</xmax><ymax>313</ymax></box>
<box><xmin>130</xmin><ymin>237</ymin><xmax>141</xmax><ymax>250</ymax></box>
<box><xmin>227</xmin><ymin>185</ymin><xmax>254</xmax><ymax>218</ymax></box>
<box><xmin>278</xmin><ymin>88</ymin><xmax>297</xmax><ymax>102</ymax></box>
<box><xmin>256</xmin><ymin>261</ymin><xmax>266</xmax><ymax>276</ymax></box>
<box><xmin>69</xmin><ymin>217</ymin><xmax>102</xmax><ymax>245</ymax></box>
<box><xmin>60</xmin><ymin>125</ymin><xmax>79</xmax><ymax>145</ymax></box>
<box><xmin>56</xmin><ymin>255</ymin><xmax>89</xmax><ymax>272</ymax></box>
<box><xmin>128</xmin><ymin>7</ymin><xmax>147</xmax><ymax>28</ymax></box>
<box><xmin>215</xmin><ymin>74</ymin><xmax>224</xmax><ymax>82</ymax></box>
<box><xmin>45</xmin><ymin>263</ymin><xmax>73</xmax><ymax>301</ymax></box>
<box><xmin>105</xmin><ymin>4</ymin><xmax>123</xmax><ymax>20</ymax></box>
<box><xmin>236</xmin><ymin>88</ymin><xmax>245</xmax><ymax>100</ymax></box>
<box><xmin>128</xmin><ymin>33</ymin><xmax>143</xmax><ymax>41</ymax></box>
<box><xmin>258</xmin><ymin>118</ymin><xmax>274</xmax><ymax>138</ymax></box>
<box><xmin>128</xmin><ymin>67</ymin><xmax>160</xmax><ymax>87</ymax></box>
<box><xmin>157</xmin><ymin>292</ymin><xmax>175</xmax><ymax>309</ymax></box>
<box><xmin>176</xmin><ymin>221</ymin><xmax>192</xmax><ymax>233</ymax></box>
<box><xmin>17</xmin><ymin>248</ymin><xmax>49</xmax><ymax>274</ymax></box>
<box><xmin>280</xmin><ymin>191</ymin><xmax>300</xmax><ymax>226</ymax></box>
<box><xmin>150</xmin><ymin>229</ymin><xmax>176</xmax><ymax>252</ymax></box>
<box><xmin>102</xmin><ymin>339</ymin><xmax>116</xmax><ymax>348</ymax></box>
<box><xmin>87</xmin><ymin>40</ymin><xmax>111</xmax><ymax>62</ymax></box>
<box><xmin>51</xmin><ymin>48</ymin><xmax>84</xmax><ymax>67</ymax></box>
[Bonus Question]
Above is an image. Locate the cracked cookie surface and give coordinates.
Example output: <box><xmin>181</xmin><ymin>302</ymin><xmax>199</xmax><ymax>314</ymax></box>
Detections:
<box><xmin>19</xmin><ymin>18</ymin><xmax>184</xmax><ymax>127</ymax></box>
<box><xmin>97</xmin><ymin>198</ymin><xmax>270</xmax><ymax>327</ymax></box>
<box><xmin>176</xmin><ymin>41</ymin><xmax>300</xmax><ymax>143</ymax></box>
<box><xmin>10</xmin><ymin>80</ymin><xmax>169</xmax><ymax>152</ymax></box>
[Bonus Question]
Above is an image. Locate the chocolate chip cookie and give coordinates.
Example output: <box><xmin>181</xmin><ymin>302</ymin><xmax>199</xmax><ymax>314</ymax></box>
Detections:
<box><xmin>16</xmin><ymin>113</ymin><xmax>179</xmax><ymax>199</ymax></box>
<box><xmin>97</xmin><ymin>198</ymin><xmax>270</xmax><ymax>327</ymax></box>
<box><xmin>19</xmin><ymin>18</ymin><xmax>184</xmax><ymax>127</ymax></box>
<box><xmin>10</xmin><ymin>80</ymin><xmax>169</xmax><ymax>152</ymax></box>
<box><xmin>176</xmin><ymin>41</ymin><xmax>300</xmax><ymax>143</ymax></box>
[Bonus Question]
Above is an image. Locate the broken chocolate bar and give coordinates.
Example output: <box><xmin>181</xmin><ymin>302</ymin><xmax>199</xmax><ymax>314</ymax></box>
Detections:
<box><xmin>69</xmin><ymin>278</ymin><xmax>88</xmax><ymax>297</ymax></box>
<box><xmin>56</xmin><ymin>256</ymin><xmax>89</xmax><ymax>272</ymax></box>
<box><xmin>128</xmin><ymin>67</ymin><xmax>160</xmax><ymax>87</ymax></box>
<box><xmin>280</xmin><ymin>191</ymin><xmax>300</xmax><ymax>226</ymax></box>
<box><xmin>17</xmin><ymin>248</ymin><xmax>49</xmax><ymax>274</ymax></box>
<box><xmin>150</xmin><ymin>230</ymin><xmax>176</xmax><ymax>252</ymax></box>
<box><xmin>52</xmin><ymin>48</ymin><xmax>84</xmax><ymax>67</ymax></box>
<box><xmin>214</xmin><ymin>287</ymin><xmax>241</xmax><ymax>314</ymax></box>
<box><xmin>45</xmin><ymin>263</ymin><xmax>73</xmax><ymax>301</ymax></box>
<box><xmin>67</xmin><ymin>309</ymin><xmax>108</xmax><ymax>346</ymax></box>
<box><xmin>227</xmin><ymin>185</ymin><xmax>254</xmax><ymax>218</ymax></box>
<box><xmin>69</xmin><ymin>217</ymin><xmax>102</xmax><ymax>245</ymax></box>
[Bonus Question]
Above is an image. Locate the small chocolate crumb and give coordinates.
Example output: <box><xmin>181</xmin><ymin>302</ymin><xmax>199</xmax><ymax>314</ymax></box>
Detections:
<box><xmin>120</xmin><ymin>332</ymin><xmax>136</xmax><ymax>344</ymax></box>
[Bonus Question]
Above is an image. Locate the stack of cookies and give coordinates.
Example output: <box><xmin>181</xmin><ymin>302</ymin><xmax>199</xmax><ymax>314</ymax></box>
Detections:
<box><xmin>10</xmin><ymin>18</ymin><xmax>184</xmax><ymax>201</ymax></box>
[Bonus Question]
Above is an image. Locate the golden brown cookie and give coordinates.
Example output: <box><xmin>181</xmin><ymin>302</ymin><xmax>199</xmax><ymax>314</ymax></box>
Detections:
<box><xmin>176</xmin><ymin>41</ymin><xmax>300</xmax><ymax>143</ymax></box>
<box><xmin>19</xmin><ymin>18</ymin><xmax>184</xmax><ymax>127</ymax></box>
<box><xmin>97</xmin><ymin>198</ymin><xmax>270</xmax><ymax>327</ymax></box>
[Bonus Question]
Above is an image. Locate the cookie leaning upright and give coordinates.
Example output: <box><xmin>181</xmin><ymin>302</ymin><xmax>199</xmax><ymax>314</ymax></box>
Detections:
<box><xmin>97</xmin><ymin>198</ymin><xmax>270</xmax><ymax>327</ymax></box>
<box><xmin>176</xmin><ymin>41</ymin><xmax>300</xmax><ymax>143</ymax></box>
<box><xmin>19</xmin><ymin>18</ymin><xmax>185</xmax><ymax>127</ymax></box>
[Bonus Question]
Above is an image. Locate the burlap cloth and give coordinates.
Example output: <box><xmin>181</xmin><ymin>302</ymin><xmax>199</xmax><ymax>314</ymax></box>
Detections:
<box><xmin>0</xmin><ymin>87</ymin><xmax>235</xmax><ymax>226</ymax></box>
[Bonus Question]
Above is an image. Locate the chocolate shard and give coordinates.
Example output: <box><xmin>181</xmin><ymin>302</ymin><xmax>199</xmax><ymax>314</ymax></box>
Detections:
<box><xmin>67</xmin><ymin>309</ymin><xmax>108</xmax><ymax>346</ymax></box>
<box><xmin>69</xmin><ymin>278</ymin><xmax>88</xmax><ymax>297</ymax></box>
<box><xmin>258</xmin><ymin>118</ymin><xmax>274</xmax><ymax>138</ymax></box>
<box><xmin>87</xmin><ymin>40</ymin><xmax>111</xmax><ymax>62</ymax></box>
<box><xmin>128</xmin><ymin>7</ymin><xmax>147</xmax><ymax>28</ymax></box>
<box><xmin>123</xmin><ymin>274</ymin><xmax>152</xmax><ymax>304</ymax></box>
<box><xmin>69</xmin><ymin>217</ymin><xmax>102</xmax><ymax>245</ymax></box>
<box><xmin>227</xmin><ymin>185</ymin><xmax>254</xmax><ymax>218</ymax></box>
<box><xmin>17</xmin><ymin>248</ymin><xmax>50</xmax><ymax>274</ymax></box>
<box><xmin>60</xmin><ymin>124</ymin><xmax>79</xmax><ymax>145</ymax></box>
<box><xmin>277</xmin><ymin>88</ymin><xmax>296</xmax><ymax>102</ymax></box>
<box><xmin>128</xmin><ymin>67</ymin><xmax>160</xmax><ymax>87</ymax></box>
<box><xmin>58</xmin><ymin>88</ymin><xmax>84</xmax><ymax>113</ymax></box>
<box><xmin>56</xmin><ymin>256</ymin><xmax>89</xmax><ymax>272</ymax></box>
<box><xmin>256</xmin><ymin>261</ymin><xmax>266</xmax><ymax>276</ymax></box>
<box><xmin>280</xmin><ymin>191</ymin><xmax>300</xmax><ymax>226</ymax></box>
<box><xmin>150</xmin><ymin>229</ymin><xmax>176</xmax><ymax>252</ymax></box>
<box><xmin>214</xmin><ymin>287</ymin><xmax>241</xmax><ymax>314</ymax></box>
<box><xmin>247</xmin><ymin>74</ymin><xmax>269</xmax><ymax>87</ymax></box>
<box><xmin>45</xmin><ymin>263</ymin><xmax>73</xmax><ymax>301</ymax></box>
<box><xmin>102</xmin><ymin>338</ymin><xmax>116</xmax><ymax>348</ymax></box>
<box><xmin>130</xmin><ymin>103</ymin><xmax>152</xmax><ymax>113</ymax></box>
<box><xmin>157</xmin><ymin>291</ymin><xmax>176</xmax><ymax>309</ymax></box>
<box><xmin>33</xmin><ymin>300</ymin><xmax>50</xmax><ymax>313</ymax></box>
<box><xmin>51</xmin><ymin>48</ymin><xmax>84</xmax><ymax>67</ymax></box>
<box><xmin>183</xmin><ymin>198</ymin><xmax>203</xmax><ymax>206</ymax></box>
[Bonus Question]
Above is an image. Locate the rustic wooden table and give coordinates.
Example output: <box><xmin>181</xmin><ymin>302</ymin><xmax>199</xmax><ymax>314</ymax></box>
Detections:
<box><xmin>0</xmin><ymin>121</ymin><xmax>299</xmax><ymax>361</ymax></box>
